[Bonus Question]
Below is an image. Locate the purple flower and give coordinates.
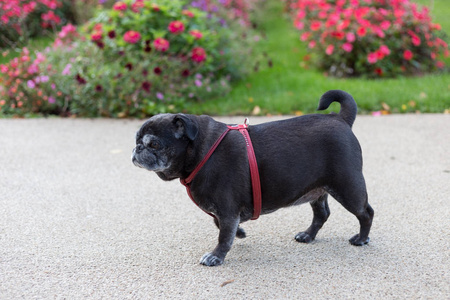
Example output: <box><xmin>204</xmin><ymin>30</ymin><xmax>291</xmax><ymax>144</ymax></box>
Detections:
<box><xmin>48</xmin><ymin>96</ymin><xmax>56</xmax><ymax>104</ymax></box>
<box><xmin>156</xmin><ymin>92</ymin><xmax>164</xmax><ymax>100</ymax></box>
<box><xmin>195</xmin><ymin>79</ymin><xmax>202</xmax><ymax>87</ymax></box>
<box><xmin>36</xmin><ymin>75</ymin><xmax>49</xmax><ymax>83</ymax></box>
<box><xmin>27</xmin><ymin>80</ymin><xmax>35</xmax><ymax>89</ymax></box>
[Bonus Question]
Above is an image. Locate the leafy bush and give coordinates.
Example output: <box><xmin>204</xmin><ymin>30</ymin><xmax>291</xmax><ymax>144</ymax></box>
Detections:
<box><xmin>0</xmin><ymin>0</ymin><xmax>260</xmax><ymax>117</ymax></box>
<box><xmin>292</xmin><ymin>0</ymin><xmax>449</xmax><ymax>77</ymax></box>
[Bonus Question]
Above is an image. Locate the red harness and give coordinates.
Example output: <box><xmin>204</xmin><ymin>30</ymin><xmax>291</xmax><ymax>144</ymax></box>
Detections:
<box><xmin>180</xmin><ymin>119</ymin><xmax>262</xmax><ymax>220</ymax></box>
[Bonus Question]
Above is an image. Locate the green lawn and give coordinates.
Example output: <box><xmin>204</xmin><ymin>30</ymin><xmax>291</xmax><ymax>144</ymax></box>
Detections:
<box><xmin>185</xmin><ymin>0</ymin><xmax>450</xmax><ymax>115</ymax></box>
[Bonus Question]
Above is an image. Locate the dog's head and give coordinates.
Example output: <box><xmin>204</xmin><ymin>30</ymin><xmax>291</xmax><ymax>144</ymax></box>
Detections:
<box><xmin>132</xmin><ymin>113</ymin><xmax>199</xmax><ymax>180</ymax></box>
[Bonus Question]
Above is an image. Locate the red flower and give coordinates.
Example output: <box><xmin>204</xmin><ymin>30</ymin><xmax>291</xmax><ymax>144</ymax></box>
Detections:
<box><xmin>154</xmin><ymin>67</ymin><xmax>162</xmax><ymax>75</ymax></box>
<box><xmin>168</xmin><ymin>21</ymin><xmax>185</xmax><ymax>34</ymax></box>
<box><xmin>142</xmin><ymin>81</ymin><xmax>151</xmax><ymax>93</ymax></box>
<box><xmin>153</xmin><ymin>38</ymin><xmax>169</xmax><ymax>52</ymax></box>
<box><xmin>91</xmin><ymin>31</ymin><xmax>102</xmax><ymax>41</ymax></box>
<box><xmin>310</xmin><ymin>21</ymin><xmax>321</xmax><ymax>31</ymax></box>
<box><xmin>191</xmin><ymin>47</ymin><xmax>206</xmax><ymax>63</ymax></box>
<box><xmin>374</xmin><ymin>68</ymin><xmax>383</xmax><ymax>76</ymax></box>
<box><xmin>189</xmin><ymin>30</ymin><xmax>203</xmax><ymax>40</ymax></box>
<box><xmin>113</xmin><ymin>1</ymin><xmax>127</xmax><ymax>11</ymax></box>
<box><xmin>124</xmin><ymin>31</ymin><xmax>141</xmax><ymax>44</ymax></box>
<box><xmin>182</xmin><ymin>10</ymin><xmax>195</xmax><ymax>18</ymax></box>
<box><xmin>357</xmin><ymin>26</ymin><xmax>367</xmax><ymax>37</ymax></box>
<box><xmin>403</xmin><ymin>50</ymin><xmax>413</xmax><ymax>60</ymax></box>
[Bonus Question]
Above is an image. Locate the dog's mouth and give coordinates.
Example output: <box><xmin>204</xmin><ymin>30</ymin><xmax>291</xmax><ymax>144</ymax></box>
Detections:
<box><xmin>131</xmin><ymin>148</ymin><xmax>170</xmax><ymax>172</ymax></box>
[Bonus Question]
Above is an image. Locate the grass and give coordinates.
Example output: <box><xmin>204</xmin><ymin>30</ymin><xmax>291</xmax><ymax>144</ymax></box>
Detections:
<box><xmin>185</xmin><ymin>0</ymin><xmax>450</xmax><ymax>115</ymax></box>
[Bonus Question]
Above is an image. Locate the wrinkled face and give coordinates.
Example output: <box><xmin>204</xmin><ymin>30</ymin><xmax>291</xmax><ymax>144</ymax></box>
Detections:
<box><xmin>132</xmin><ymin>114</ymin><xmax>198</xmax><ymax>180</ymax></box>
<box><xmin>132</xmin><ymin>130</ymin><xmax>170</xmax><ymax>172</ymax></box>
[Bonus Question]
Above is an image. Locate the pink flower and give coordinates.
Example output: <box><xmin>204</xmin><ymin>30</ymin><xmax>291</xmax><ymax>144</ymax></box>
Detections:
<box><xmin>308</xmin><ymin>40</ymin><xmax>316</xmax><ymax>49</ymax></box>
<box><xmin>342</xmin><ymin>43</ymin><xmax>353</xmax><ymax>52</ymax></box>
<box><xmin>346</xmin><ymin>32</ymin><xmax>355</xmax><ymax>43</ymax></box>
<box><xmin>189</xmin><ymin>30</ymin><xmax>203</xmax><ymax>40</ymax></box>
<box><xmin>191</xmin><ymin>47</ymin><xmax>206</xmax><ymax>63</ymax></box>
<box><xmin>62</xmin><ymin>63</ymin><xmax>72</xmax><ymax>75</ymax></box>
<box><xmin>113</xmin><ymin>1</ymin><xmax>127</xmax><ymax>11</ymax></box>
<box><xmin>124</xmin><ymin>31</ymin><xmax>141</xmax><ymax>44</ymax></box>
<box><xmin>300</xmin><ymin>32</ymin><xmax>311</xmax><ymax>41</ymax></box>
<box><xmin>153</xmin><ymin>38</ymin><xmax>169</xmax><ymax>52</ymax></box>
<box><xmin>367</xmin><ymin>52</ymin><xmax>378</xmax><ymax>64</ymax></box>
<box><xmin>295</xmin><ymin>21</ymin><xmax>304</xmax><ymax>30</ymax></box>
<box><xmin>131</xmin><ymin>1</ymin><xmax>144</xmax><ymax>12</ymax></box>
<box><xmin>411</xmin><ymin>35</ymin><xmax>421</xmax><ymax>46</ymax></box>
<box><xmin>380</xmin><ymin>20</ymin><xmax>391</xmax><ymax>30</ymax></box>
<box><xmin>0</xmin><ymin>64</ymin><xmax>8</xmax><ymax>73</ymax></box>
<box><xmin>403</xmin><ymin>50</ymin><xmax>413</xmax><ymax>60</ymax></box>
<box><xmin>27</xmin><ymin>80</ymin><xmax>35</xmax><ymax>89</ymax></box>
<box><xmin>325</xmin><ymin>44</ymin><xmax>334</xmax><ymax>55</ymax></box>
<box><xmin>379</xmin><ymin>45</ymin><xmax>390</xmax><ymax>56</ymax></box>
<box><xmin>436</xmin><ymin>61</ymin><xmax>445</xmax><ymax>68</ymax></box>
<box><xmin>168</xmin><ymin>21</ymin><xmax>185</xmax><ymax>34</ymax></box>
<box><xmin>48</xmin><ymin>96</ymin><xmax>56</xmax><ymax>104</ymax></box>
<box><xmin>27</xmin><ymin>64</ymin><xmax>39</xmax><ymax>74</ymax></box>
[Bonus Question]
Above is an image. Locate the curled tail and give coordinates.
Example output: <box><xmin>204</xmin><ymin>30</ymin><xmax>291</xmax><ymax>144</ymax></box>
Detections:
<box><xmin>317</xmin><ymin>90</ymin><xmax>357</xmax><ymax>127</ymax></box>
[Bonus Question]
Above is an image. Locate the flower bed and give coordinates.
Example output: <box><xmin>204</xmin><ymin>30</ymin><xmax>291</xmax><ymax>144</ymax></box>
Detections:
<box><xmin>1</xmin><ymin>0</ymin><xmax>261</xmax><ymax>117</ymax></box>
<box><xmin>0</xmin><ymin>0</ymin><xmax>75</xmax><ymax>47</ymax></box>
<box><xmin>291</xmin><ymin>0</ymin><xmax>449</xmax><ymax>77</ymax></box>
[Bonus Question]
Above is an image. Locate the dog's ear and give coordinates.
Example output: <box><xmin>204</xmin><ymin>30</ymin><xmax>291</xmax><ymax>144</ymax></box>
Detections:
<box><xmin>173</xmin><ymin>114</ymin><xmax>199</xmax><ymax>141</ymax></box>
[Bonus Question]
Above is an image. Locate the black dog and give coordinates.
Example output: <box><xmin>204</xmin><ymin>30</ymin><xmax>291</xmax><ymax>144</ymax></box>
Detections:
<box><xmin>132</xmin><ymin>90</ymin><xmax>374</xmax><ymax>266</ymax></box>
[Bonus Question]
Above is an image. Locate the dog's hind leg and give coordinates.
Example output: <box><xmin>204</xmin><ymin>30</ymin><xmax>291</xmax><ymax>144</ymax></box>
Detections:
<box><xmin>327</xmin><ymin>176</ymin><xmax>374</xmax><ymax>246</ymax></box>
<box><xmin>214</xmin><ymin>218</ymin><xmax>246</xmax><ymax>239</ymax></box>
<box><xmin>295</xmin><ymin>193</ymin><xmax>330</xmax><ymax>243</ymax></box>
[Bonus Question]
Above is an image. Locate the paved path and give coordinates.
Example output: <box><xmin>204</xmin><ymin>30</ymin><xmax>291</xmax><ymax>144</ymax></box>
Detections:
<box><xmin>0</xmin><ymin>115</ymin><xmax>449</xmax><ymax>299</ymax></box>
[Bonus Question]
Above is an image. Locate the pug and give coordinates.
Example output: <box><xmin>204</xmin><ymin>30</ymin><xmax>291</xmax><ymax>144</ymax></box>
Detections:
<box><xmin>132</xmin><ymin>90</ymin><xmax>374</xmax><ymax>266</ymax></box>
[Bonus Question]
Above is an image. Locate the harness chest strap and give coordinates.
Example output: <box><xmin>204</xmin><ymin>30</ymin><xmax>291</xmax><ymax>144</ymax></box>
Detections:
<box><xmin>180</xmin><ymin>120</ymin><xmax>262</xmax><ymax>220</ymax></box>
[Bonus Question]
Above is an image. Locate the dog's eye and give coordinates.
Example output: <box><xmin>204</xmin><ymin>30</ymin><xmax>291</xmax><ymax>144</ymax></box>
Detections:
<box><xmin>148</xmin><ymin>140</ymin><xmax>160</xmax><ymax>150</ymax></box>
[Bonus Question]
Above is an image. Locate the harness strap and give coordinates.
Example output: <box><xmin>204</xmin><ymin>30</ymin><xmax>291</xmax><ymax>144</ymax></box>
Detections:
<box><xmin>180</xmin><ymin>119</ymin><xmax>262</xmax><ymax>220</ymax></box>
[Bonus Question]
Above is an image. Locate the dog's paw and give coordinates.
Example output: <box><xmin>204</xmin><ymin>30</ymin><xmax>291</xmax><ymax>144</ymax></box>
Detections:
<box><xmin>236</xmin><ymin>227</ymin><xmax>246</xmax><ymax>239</ymax></box>
<box><xmin>200</xmin><ymin>253</ymin><xmax>224</xmax><ymax>266</ymax></box>
<box><xmin>349</xmin><ymin>234</ymin><xmax>370</xmax><ymax>246</ymax></box>
<box><xmin>295</xmin><ymin>232</ymin><xmax>313</xmax><ymax>243</ymax></box>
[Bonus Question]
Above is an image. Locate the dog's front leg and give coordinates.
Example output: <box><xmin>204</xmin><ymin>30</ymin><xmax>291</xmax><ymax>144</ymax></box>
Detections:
<box><xmin>200</xmin><ymin>216</ymin><xmax>239</xmax><ymax>266</ymax></box>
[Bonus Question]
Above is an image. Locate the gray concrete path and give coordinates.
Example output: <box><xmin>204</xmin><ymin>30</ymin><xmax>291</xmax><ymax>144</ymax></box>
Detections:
<box><xmin>0</xmin><ymin>115</ymin><xmax>449</xmax><ymax>299</ymax></box>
